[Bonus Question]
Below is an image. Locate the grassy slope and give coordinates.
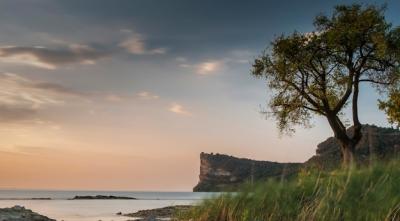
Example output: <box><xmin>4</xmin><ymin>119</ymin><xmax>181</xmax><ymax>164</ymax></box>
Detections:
<box><xmin>178</xmin><ymin>160</ymin><xmax>400</xmax><ymax>221</ymax></box>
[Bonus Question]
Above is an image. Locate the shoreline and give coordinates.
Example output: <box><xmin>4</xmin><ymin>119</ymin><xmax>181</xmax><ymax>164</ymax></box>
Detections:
<box><xmin>0</xmin><ymin>204</ymin><xmax>193</xmax><ymax>221</ymax></box>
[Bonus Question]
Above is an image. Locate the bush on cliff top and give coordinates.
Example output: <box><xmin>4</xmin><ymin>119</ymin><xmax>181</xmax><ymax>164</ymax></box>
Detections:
<box><xmin>177</xmin><ymin>160</ymin><xmax>400</xmax><ymax>221</ymax></box>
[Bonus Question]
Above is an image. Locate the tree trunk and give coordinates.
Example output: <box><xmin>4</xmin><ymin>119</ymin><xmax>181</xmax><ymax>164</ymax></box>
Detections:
<box><xmin>326</xmin><ymin>114</ymin><xmax>354</xmax><ymax>167</ymax></box>
<box><xmin>341</xmin><ymin>142</ymin><xmax>356</xmax><ymax>167</ymax></box>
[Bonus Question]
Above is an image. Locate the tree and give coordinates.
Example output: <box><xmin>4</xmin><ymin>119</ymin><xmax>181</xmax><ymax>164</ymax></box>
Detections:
<box><xmin>252</xmin><ymin>4</ymin><xmax>400</xmax><ymax>166</ymax></box>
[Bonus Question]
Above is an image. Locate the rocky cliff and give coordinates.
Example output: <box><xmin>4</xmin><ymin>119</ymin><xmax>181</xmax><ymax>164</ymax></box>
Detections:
<box><xmin>194</xmin><ymin>125</ymin><xmax>400</xmax><ymax>192</ymax></box>
<box><xmin>306</xmin><ymin>125</ymin><xmax>400</xmax><ymax>169</ymax></box>
<box><xmin>193</xmin><ymin>153</ymin><xmax>301</xmax><ymax>192</ymax></box>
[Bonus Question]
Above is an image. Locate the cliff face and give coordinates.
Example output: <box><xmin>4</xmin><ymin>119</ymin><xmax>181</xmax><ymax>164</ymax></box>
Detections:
<box><xmin>306</xmin><ymin>125</ymin><xmax>400</xmax><ymax>169</ymax></box>
<box><xmin>194</xmin><ymin>125</ymin><xmax>400</xmax><ymax>192</ymax></box>
<box><xmin>193</xmin><ymin>153</ymin><xmax>301</xmax><ymax>192</ymax></box>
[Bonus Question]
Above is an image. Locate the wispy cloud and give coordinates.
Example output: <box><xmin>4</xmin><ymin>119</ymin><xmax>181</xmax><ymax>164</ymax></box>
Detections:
<box><xmin>26</xmin><ymin>82</ymin><xmax>86</xmax><ymax>97</ymax></box>
<box><xmin>120</xmin><ymin>29</ymin><xmax>133</xmax><ymax>33</ymax></box>
<box><xmin>104</xmin><ymin>94</ymin><xmax>125</xmax><ymax>102</ymax></box>
<box><xmin>175</xmin><ymin>57</ymin><xmax>187</xmax><ymax>62</ymax></box>
<box><xmin>168</xmin><ymin>103</ymin><xmax>192</xmax><ymax>116</ymax></box>
<box><xmin>196</xmin><ymin>61</ymin><xmax>223</xmax><ymax>75</ymax></box>
<box><xmin>177</xmin><ymin>50</ymin><xmax>254</xmax><ymax>75</ymax></box>
<box><xmin>0</xmin><ymin>44</ymin><xmax>109</xmax><ymax>69</ymax></box>
<box><xmin>0</xmin><ymin>72</ymin><xmax>84</xmax><ymax>123</ymax></box>
<box><xmin>0</xmin><ymin>145</ymin><xmax>63</xmax><ymax>157</ymax></box>
<box><xmin>0</xmin><ymin>105</ymin><xmax>38</xmax><ymax>123</ymax></box>
<box><xmin>104</xmin><ymin>91</ymin><xmax>160</xmax><ymax>103</ymax></box>
<box><xmin>178</xmin><ymin>59</ymin><xmax>224</xmax><ymax>75</ymax></box>
<box><xmin>119</xmin><ymin>34</ymin><xmax>167</xmax><ymax>55</ymax></box>
<box><xmin>137</xmin><ymin>91</ymin><xmax>159</xmax><ymax>100</ymax></box>
<box><xmin>13</xmin><ymin>145</ymin><xmax>56</xmax><ymax>155</ymax></box>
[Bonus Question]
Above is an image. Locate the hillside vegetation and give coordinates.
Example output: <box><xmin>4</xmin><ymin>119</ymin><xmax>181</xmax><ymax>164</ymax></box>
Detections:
<box><xmin>178</xmin><ymin>160</ymin><xmax>400</xmax><ymax>221</ymax></box>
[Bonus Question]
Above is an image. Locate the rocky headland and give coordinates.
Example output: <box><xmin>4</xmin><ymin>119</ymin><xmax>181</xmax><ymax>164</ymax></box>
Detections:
<box><xmin>193</xmin><ymin>153</ymin><xmax>301</xmax><ymax>192</ymax></box>
<box><xmin>194</xmin><ymin>125</ymin><xmax>400</xmax><ymax>191</ymax></box>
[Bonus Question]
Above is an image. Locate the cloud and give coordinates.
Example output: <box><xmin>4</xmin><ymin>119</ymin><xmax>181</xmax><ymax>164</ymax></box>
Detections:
<box><xmin>0</xmin><ymin>145</ymin><xmax>61</xmax><ymax>157</ymax></box>
<box><xmin>175</xmin><ymin>57</ymin><xmax>187</xmax><ymax>62</ymax></box>
<box><xmin>119</xmin><ymin>35</ymin><xmax>145</xmax><ymax>54</ymax></box>
<box><xmin>13</xmin><ymin>145</ymin><xmax>55</xmax><ymax>155</ymax></box>
<box><xmin>0</xmin><ymin>44</ymin><xmax>109</xmax><ymax>69</ymax></box>
<box><xmin>177</xmin><ymin>50</ymin><xmax>254</xmax><ymax>75</ymax></box>
<box><xmin>0</xmin><ymin>105</ymin><xmax>37</xmax><ymax>123</ymax></box>
<box><xmin>177</xmin><ymin>59</ymin><xmax>224</xmax><ymax>75</ymax></box>
<box><xmin>104</xmin><ymin>91</ymin><xmax>160</xmax><ymax>103</ymax></box>
<box><xmin>0</xmin><ymin>73</ymin><xmax>64</xmax><ymax>108</ymax></box>
<box><xmin>168</xmin><ymin>103</ymin><xmax>192</xmax><ymax>116</ymax></box>
<box><xmin>104</xmin><ymin>94</ymin><xmax>125</xmax><ymax>102</ymax></box>
<box><xmin>0</xmin><ymin>72</ymin><xmax>83</xmax><ymax>123</ymax></box>
<box><xmin>196</xmin><ymin>61</ymin><xmax>223</xmax><ymax>75</ymax></box>
<box><xmin>0</xmin><ymin>73</ymin><xmax>84</xmax><ymax>99</ymax></box>
<box><xmin>228</xmin><ymin>49</ymin><xmax>255</xmax><ymax>64</ymax></box>
<box><xmin>137</xmin><ymin>91</ymin><xmax>159</xmax><ymax>100</ymax></box>
<box><xmin>119</xmin><ymin>34</ymin><xmax>167</xmax><ymax>55</ymax></box>
<box><xmin>150</xmin><ymin>48</ymin><xmax>167</xmax><ymax>54</ymax></box>
<box><xmin>179</xmin><ymin>63</ymin><xmax>192</xmax><ymax>68</ymax></box>
<box><xmin>29</xmin><ymin>82</ymin><xmax>85</xmax><ymax>97</ymax></box>
<box><xmin>120</xmin><ymin>29</ymin><xmax>133</xmax><ymax>33</ymax></box>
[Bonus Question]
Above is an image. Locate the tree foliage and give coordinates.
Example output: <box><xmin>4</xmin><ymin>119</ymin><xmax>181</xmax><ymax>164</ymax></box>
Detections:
<box><xmin>379</xmin><ymin>88</ymin><xmax>400</xmax><ymax>128</ymax></box>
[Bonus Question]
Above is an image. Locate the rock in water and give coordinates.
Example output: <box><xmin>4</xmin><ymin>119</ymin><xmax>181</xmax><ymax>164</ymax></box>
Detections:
<box><xmin>71</xmin><ymin>195</ymin><xmax>137</xmax><ymax>200</ymax></box>
<box><xmin>120</xmin><ymin>205</ymin><xmax>192</xmax><ymax>219</ymax></box>
<box><xmin>0</xmin><ymin>206</ymin><xmax>55</xmax><ymax>221</ymax></box>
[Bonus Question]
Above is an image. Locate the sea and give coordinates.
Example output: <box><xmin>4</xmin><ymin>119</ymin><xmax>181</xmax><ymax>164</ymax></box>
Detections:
<box><xmin>0</xmin><ymin>190</ymin><xmax>217</xmax><ymax>221</ymax></box>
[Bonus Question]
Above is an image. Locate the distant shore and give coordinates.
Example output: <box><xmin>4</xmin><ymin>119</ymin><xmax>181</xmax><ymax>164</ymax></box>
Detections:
<box><xmin>0</xmin><ymin>198</ymin><xmax>52</xmax><ymax>200</ymax></box>
<box><xmin>70</xmin><ymin>195</ymin><xmax>137</xmax><ymax>200</ymax></box>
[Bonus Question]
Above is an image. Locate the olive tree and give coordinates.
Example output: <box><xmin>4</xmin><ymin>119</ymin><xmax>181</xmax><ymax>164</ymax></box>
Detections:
<box><xmin>252</xmin><ymin>4</ymin><xmax>400</xmax><ymax>165</ymax></box>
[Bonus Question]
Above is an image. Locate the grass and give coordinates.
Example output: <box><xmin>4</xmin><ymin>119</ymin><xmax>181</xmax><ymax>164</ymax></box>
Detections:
<box><xmin>177</xmin><ymin>160</ymin><xmax>400</xmax><ymax>221</ymax></box>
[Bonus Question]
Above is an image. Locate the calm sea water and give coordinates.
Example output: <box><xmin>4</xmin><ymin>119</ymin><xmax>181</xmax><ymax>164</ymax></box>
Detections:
<box><xmin>0</xmin><ymin>190</ymin><xmax>216</xmax><ymax>221</ymax></box>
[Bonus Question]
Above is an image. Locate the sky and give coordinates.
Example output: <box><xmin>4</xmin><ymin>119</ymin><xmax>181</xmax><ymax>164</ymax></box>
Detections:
<box><xmin>0</xmin><ymin>0</ymin><xmax>399</xmax><ymax>191</ymax></box>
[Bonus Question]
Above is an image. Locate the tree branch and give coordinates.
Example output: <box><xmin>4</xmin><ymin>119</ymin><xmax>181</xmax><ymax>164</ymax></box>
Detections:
<box><xmin>359</xmin><ymin>79</ymin><xmax>394</xmax><ymax>85</ymax></box>
<box><xmin>302</xmin><ymin>105</ymin><xmax>325</xmax><ymax>115</ymax></box>
<box><xmin>332</xmin><ymin>73</ymin><xmax>353</xmax><ymax>114</ymax></box>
